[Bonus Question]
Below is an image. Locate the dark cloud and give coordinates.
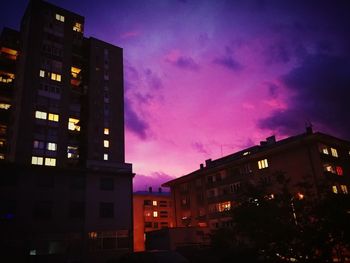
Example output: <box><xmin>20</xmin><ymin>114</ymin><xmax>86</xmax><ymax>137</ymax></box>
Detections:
<box><xmin>145</xmin><ymin>68</ymin><xmax>163</xmax><ymax>90</ymax></box>
<box><xmin>176</xmin><ymin>56</ymin><xmax>200</xmax><ymax>71</ymax></box>
<box><xmin>265</xmin><ymin>42</ymin><xmax>290</xmax><ymax>64</ymax></box>
<box><xmin>213</xmin><ymin>56</ymin><xmax>243</xmax><ymax>71</ymax></box>
<box><xmin>125</xmin><ymin>97</ymin><xmax>149</xmax><ymax>140</ymax></box>
<box><xmin>192</xmin><ymin>142</ymin><xmax>211</xmax><ymax>156</ymax></box>
<box><xmin>258</xmin><ymin>53</ymin><xmax>350</xmax><ymax>139</ymax></box>
<box><xmin>133</xmin><ymin>172</ymin><xmax>175</xmax><ymax>191</ymax></box>
<box><xmin>267</xmin><ymin>83</ymin><xmax>279</xmax><ymax>99</ymax></box>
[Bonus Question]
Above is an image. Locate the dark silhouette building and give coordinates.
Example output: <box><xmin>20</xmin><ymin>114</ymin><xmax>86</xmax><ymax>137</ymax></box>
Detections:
<box><xmin>0</xmin><ymin>0</ymin><xmax>133</xmax><ymax>262</ymax></box>
<box><xmin>163</xmin><ymin>128</ymin><xmax>350</xmax><ymax>230</ymax></box>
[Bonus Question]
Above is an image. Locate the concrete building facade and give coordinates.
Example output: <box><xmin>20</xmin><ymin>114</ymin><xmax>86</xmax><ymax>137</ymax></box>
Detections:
<box><xmin>163</xmin><ymin>129</ymin><xmax>350</xmax><ymax>230</ymax></box>
<box><xmin>133</xmin><ymin>188</ymin><xmax>174</xmax><ymax>252</ymax></box>
<box><xmin>0</xmin><ymin>0</ymin><xmax>133</xmax><ymax>262</ymax></box>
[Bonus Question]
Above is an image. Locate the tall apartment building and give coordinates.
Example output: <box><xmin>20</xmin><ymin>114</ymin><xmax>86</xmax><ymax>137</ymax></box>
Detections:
<box><xmin>163</xmin><ymin>128</ymin><xmax>350</xmax><ymax>230</ymax></box>
<box><xmin>133</xmin><ymin>188</ymin><xmax>174</xmax><ymax>252</ymax></box>
<box><xmin>0</xmin><ymin>28</ymin><xmax>19</xmax><ymax>160</ymax></box>
<box><xmin>0</xmin><ymin>0</ymin><xmax>133</xmax><ymax>262</ymax></box>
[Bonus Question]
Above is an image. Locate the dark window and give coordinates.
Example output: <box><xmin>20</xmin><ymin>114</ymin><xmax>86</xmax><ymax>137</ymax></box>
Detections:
<box><xmin>33</xmin><ymin>201</ymin><xmax>52</xmax><ymax>220</ymax></box>
<box><xmin>36</xmin><ymin>174</ymin><xmax>54</xmax><ymax>188</ymax></box>
<box><xmin>102</xmin><ymin>238</ymin><xmax>116</xmax><ymax>249</ymax></box>
<box><xmin>99</xmin><ymin>202</ymin><xmax>114</xmax><ymax>218</ymax></box>
<box><xmin>144</xmin><ymin>200</ymin><xmax>151</xmax><ymax>206</ymax></box>
<box><xmin>0</xmin><ymin>200</ymin><xmax>16</xmax><ymax>221</ymax></box>
<box><xmin>159</xmin><ymin>200</ymin><xmax>167</xmax><ymax>207</ymax></box>
<box><xmin>144</xmin><ymin>222</ymin><xmax>152</xmax><ymax>228</ymax></box>
<box><xmin>160</xmin><ymin>211</ymin><xmax>168</xmax><ymax>218</ymax></box>
<box><xmin>70</xmin><ymin>176</ymin><xmax>85</xmax><ymax>190</ymax></box>
<box><xmin>0</xmin><ymin>174</ymin><xmax>18</xmax><ymax>187</ymax></box>
<box><xmin>100</xmin><ymin>177</ymin><xmax>114</xmax><ymax>191</ymax></box>
<box><xmin>69</xmin><ymin>201</ymin><xmax>85</xmax><ymax>219</ymax></box>
<box><xmin>117</xmin><ymin>237</ymin><xmax>129</xmax><ymax>249</ymax></box>
<box><xmin>153</xmin><ymin>222</ymin><xmax>158</xmax><ymax>228</ymax></box>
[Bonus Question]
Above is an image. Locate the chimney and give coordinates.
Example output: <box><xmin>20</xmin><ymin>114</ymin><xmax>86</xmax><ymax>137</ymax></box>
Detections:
<box><xmin>158</xmin><ymin>187</ymin><xmax>162</xmax><ymax>193</ymax></box>
<box><xmin>205</xmin><ymin>159</ymin><xmax>212</xmax><ymax>167</ymax></box>
<box><xmin>306</xmin><ymin>125</ymin><xmax>313</xmax><ymax>134</ymax></box>
<box><xmin>266</xmin><ymin>135</ymin><xmax>276</xmax><ymax>145</ymax></box>
<box><xmin>148</xmin><ymin>186</ymin><xmax>152</xmax><ymax>193</ymax></box>
<box><xmin>200</xmin><ymin>163</ymin><xmax>204</xmax><ymax>169</ymax></box>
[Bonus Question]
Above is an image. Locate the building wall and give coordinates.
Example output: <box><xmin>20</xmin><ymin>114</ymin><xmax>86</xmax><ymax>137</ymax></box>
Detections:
<box><xmin>133</xmin><ymin>190</ymin><xmax>174</xmax><ymax>252</ymax></box>
<box><xmin>165</xmin><ymin>131</ymin><xmax>350</xmax><ymax>230</ymax></box>
<box><xmin>0</xmin><ymin>28</ymin><xmax>19</xmax><ymax>160</ymax></box>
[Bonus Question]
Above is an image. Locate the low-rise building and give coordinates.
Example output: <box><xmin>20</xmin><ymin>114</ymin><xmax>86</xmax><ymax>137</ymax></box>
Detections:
<box><xmin>163</xmin><ymin>128</ymin><xmax>350</xmax><ymax>230</ymax></box>
<box><xmin>133</xmin><ymin>188</ymin><xmax>174</xmax><ymax>251</ymax></box>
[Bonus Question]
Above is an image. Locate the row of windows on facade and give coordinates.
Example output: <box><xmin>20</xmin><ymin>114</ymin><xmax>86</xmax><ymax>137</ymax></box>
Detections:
<box><xmin>0</xmin><ymin>46</ymin><xmax>18</xmax><ymax>60</ymax></box>
<box><xmin>1</xmin><ymin>174</ymin><xmax>116</xmax><ymax>192</ymax></box>
<box><xmin>0</xmin><ymin>201</ymin><xmax>115</xmax><ymax>221</ymax></box>
<box><xmin>143</xmin><ymin>200</ymin><xmax>168</xmax><ymax>207</ymax></box>
<box><xmin>144</xmin><ymin>210</ymin><xmax>169</xmax><ymax>218</ymax></box>
<box><xmin>144</xmin><ymin>221</ymin><xmax>169</xmax><ymax>229</ymax></box>
<box><xmin>55</xmin><ymin>13</ymin><xmax>83</xmax><ymax>33</ymax></box>
<box><xmin>36</xmin><ymin>111</ymin><xmax>109</xmax><ymax>135</ymax></box>
<box><xmin>179</xmin><ymin>187</ymin><xmax>350</xmax><ymax>222</ymax></box>
<box><xmin>0</xmin><ymin>71</ymin><xmax>15</xmax><ymax>83</ymax></box>
<box><xmin>29</xmin><ymin>232</ymin><xmax>129</xmax><ymax>255</ymax></box>
<box><xmin>31</xmin><ymin>152</ymin><xmax>110</xmax><ymax>166</ymax></box>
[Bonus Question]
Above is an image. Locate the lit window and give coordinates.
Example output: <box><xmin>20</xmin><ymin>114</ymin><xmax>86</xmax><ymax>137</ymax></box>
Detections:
<box><xmin>336</xmin><ymin>166</ymin><xmax>343</xmax><ymax>176</ymax></box>
<box><xmin>331</xmin><ymin>148</ymin><xmax>338</xmax><ymax>157</ymax></box>
<box><xmin>153</xmin><ymin>211</ymin><xmax>158</xmax><ymax>217</ymax></box>
<box><xmin>31</xmin><ymin>156</ymin><xmax>43</xmax><ymax>165</ymax></box>
<box><xmin>73</xmin><ymin>22</ymin><xmax>82</xmax><ymax>32</ymax></box>
<box><xmin>0</xmin><ymin>154</ymin><xmax>5</xmax><ymax>160</ymax></box>
<box><xmin>68</xmin><ymin>118</ymin><xmax>80</xmax><ymax>131</ymax></box>
<box><xmin>1</xmin><ymin>47</ymin><xmax>18</xmax><ymax>60</ymax></box>
<box><xmin>47</xmin><ymin>142</ymin><xmax>57</xmax><ymax>151</ymax></box>
<box><xmin>0</xmin><ymin>72</ymin><xmax>15</xmax><ymax>83</ymax></box>
<box><xmin>67</xmin><ymin>146</ymin><xmax>79</xmax><ymax>159</ymax></box>
<box><xmin>103</xmin><ymin>154</ymin><xmax>108</xmax><ymax>161</ymax></box>
<box><xmin>144</xmin><ymin>211</ymin><xmax>151</xmax><ymax>217</ymax></box>
<box><xmin>152</xmin><ymin>200</ymin><xmax>157</xmax><ymax>206</ymax></box>
<box><xmin>35</xmin><ymin>110</ymin><xmax>47</xmax><ymax>120</ymax></box>
<box><xmin>104</xmin><ymin>128</ymin><xmax>109</xmax><ymax>135</ymax></box>
<box><xmin>340</xmin><ymin>185</ymin><xmax>348</xmax><ymax>194</ymax></box>
<box><xmin>258</xmin><ymin>159</ymin><xmax>269</xmax><ymax>169</ymax></box>
<box><xmin>0</xmin><ymin>103</ymin><xmax>11</xmax><ymax>110</ymax></box>
<box><xmin>48</xmin><ymin>113</ymin><xmax>59</xmax><ymax>122</ymax></box>
<box><xmin>44</xmin><ymin>158</ymin><xmax>56</xmax><ymax>166</ymax></box>
<box><xmin>104</xmin><ymin>140</ymin><xmax>109</xmax><ymax>148</ymax></box>
<box><xmin>33</xmin><ymin>140</ymin><xmax>45</xmax><ymax>149</ymax></box>
<box><xmin>216</xmin><ymin>201</ymin><xmax>231</xmax><ymax>212</ymax></box>
<box><xmin>71</xmin><ymin>67</ymin><xmax>81</xmax><ymax>78</ymax></box>
<box><xmin>332</xmin><ymin>185</ymin><xmax>338</xmax><ymax>194</ymax></box>
<box><xmin>320</xmin><ymin>146</ymin><xmax>329</xmax><ymax>155</ymax></box>
<box><xmin>39</xmin><ymin>70</ymin><xmax>45</xmax><ymax>78</ymax></box>
<box><xmin>51</xmin><ymin>73</ymin><xmax>61</xmax><ymax>82</ymax></box>
<box><xmin>55</xmin><ymin>14</ymin><xmax>65</xmax><ymax>22</ymax></box>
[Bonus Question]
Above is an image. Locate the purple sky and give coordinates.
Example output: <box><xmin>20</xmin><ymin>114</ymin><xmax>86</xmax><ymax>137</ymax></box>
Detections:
<box><xmin>2</xmin><ymin>0</ymin><xmax>350</xmax><ymax>191</ymax></box>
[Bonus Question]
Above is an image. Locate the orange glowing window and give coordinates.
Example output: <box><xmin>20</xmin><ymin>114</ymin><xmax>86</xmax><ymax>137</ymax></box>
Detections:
<box><xmin>71</xmin><ymin>67</ymin><xmax>81</xmax><ymax>78</ymax></box>
<box><xmin>1</xmin><ymin>47</ymin><xmax>18</xmax><ymax>60</ymax></box>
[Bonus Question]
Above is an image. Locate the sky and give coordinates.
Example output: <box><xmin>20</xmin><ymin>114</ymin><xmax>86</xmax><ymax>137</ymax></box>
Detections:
<box><xmin>2</xmin><ymin>0</ymin><xmax>350</xmax><ymax>191</ymax></box>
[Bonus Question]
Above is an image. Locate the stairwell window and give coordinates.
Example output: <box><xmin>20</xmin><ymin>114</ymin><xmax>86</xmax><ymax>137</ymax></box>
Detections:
<box><xmin>104</xmin><ymin>140</ymin><xmax>109</xmax><ymax>148</ymax></box>
<box><xmin>258</xmin><ymin>159</ymin><xmax>269</xmax><ymax>169</ymax></box>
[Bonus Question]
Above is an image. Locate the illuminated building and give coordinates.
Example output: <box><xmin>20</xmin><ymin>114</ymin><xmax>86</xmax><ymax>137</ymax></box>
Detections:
<box><xmin>133</xmin><ymin>187</ymin><xmax>174</xmax><ymax>252</ymax></box>
<box><xmin>0</xmin><ymin>28</ymin><xmax>19</xmax><ymax>160</ymax></box>
<box><xmin>163</xmin><ymin>128</ymin><xmax>350</xmax><ymax>230</ymax></box>
<box><xmin>0</xmin><ymin>0</ymin><xmax>133</xmax><ymax>262</ymax></box>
